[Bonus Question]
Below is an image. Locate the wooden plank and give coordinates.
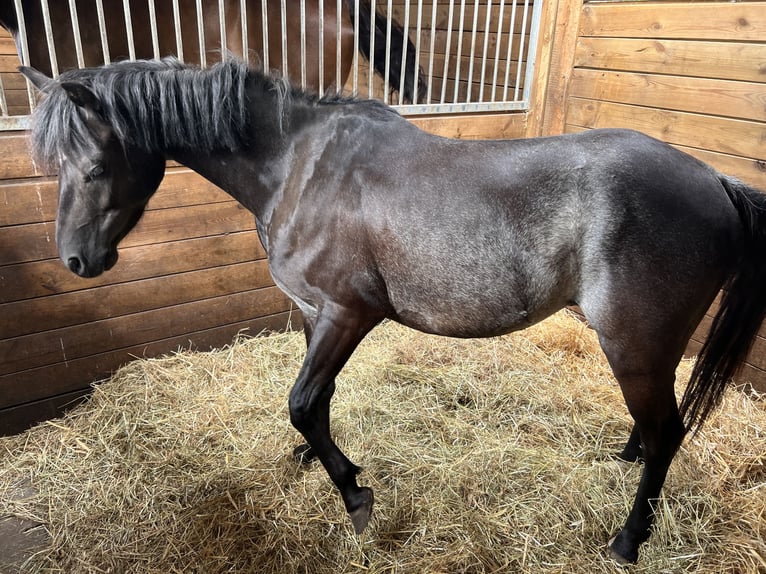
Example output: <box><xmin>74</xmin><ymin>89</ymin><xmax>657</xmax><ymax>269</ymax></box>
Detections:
<box><xmin>418</xmin><ymin>29</ymin><xmax>525</xmax><ymax>59</ymax></box>
<box><xmin>0</xmin><ymin>285</ymin><xmax>293</xmax><ymax>379</ymax></box>
<box><xmin>674</xmin><ymin>146</ymin><xmax>766</xmax><ymax>191</ymax></box>
<box><xmin>0</xmin><ymin>259</ymin><xmax>274</xmax><ymax>339</ymax></box>
<box><xmin>0</xmin><ymin>230</ymin><xmax>265</xmax><ymax>304</ymax></box>
<box><xmin>539</xmin><ymin>0</ymin><xmax>582</xmax><ymax>135</ymax></box>
<box><xmin>566</xmin><ymin>98</ymin><xmax>766</xmax><ymax>160</ymax></box>
<box><xmin>579</xmin><ymin>2</ymin><xmax>766</xmax><ymax>41</ymax></box>
<box><xmin>410</xmin><ymin>111</ymin><xmax>526</xmax><ymax>140</ymax></box>
<box><xmin>568</xmin><ymin>69</ymin><xmax>766</xmax><ymax>122</ymax></box>
<box><xmin>0</xmin><ymin>200</ymin><xmax>256</xmax><ymax>266</ymax></box>
<box><xmin>0</xmin><ymin>132</ymin><xmax>39</xmax><ymax>179</ymax></box>
<box><xmin>0</xmin><ymin>309</ymin><xmax>299</xmax><ymax>412</ymax></box>
<box><xmin>0</xmin><ymin>388</ymin><xmax>91</xmax><ymax>436</ymax></box>
<box><xmin>0</xmin><ymin>168</ymin><xmax>230</xmax><ymax>227</ymax></box>
<box><xmin>525</xmin><ymin>0</ymin><xmax>560</xmax><ymax>137</ymax></box>
<box><xmin>574</xmin><ymin>37</ymin><xmax>766</xmax><ymax>84</ymax></box>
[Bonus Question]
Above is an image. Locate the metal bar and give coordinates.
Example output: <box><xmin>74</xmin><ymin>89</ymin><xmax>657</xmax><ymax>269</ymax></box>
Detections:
<box><xmin>502</xmin><ymin>0</ymin><xmax>518</xmax><ymax>101</ymax></box>
<box><xmin>394</xmin><ymin>99</ymin><xmax>528</xmax><ymax>116</ymax></box>
<box><xmin>514</xmin><ymin>0</ymin><xmax>530</xmax><ymax>101</ymax></box>
<box><xmin>318</xmin><ymin>0</ymin><xmax>325</xmax><ymax>94</ymax></box>
<box><xmin>397</xmin><ymin>0</ymin><xmax>410</xmax><ymax>106</ymax></box>
<box><xmin>490</xmin><ymin>0</ymin><xmax>506</xmax><ymax>102</ymax></box>
<box><xmin>368</xmin><ymin>0</ymin><xmax>374</xmax><ymax>98</ymax></box>
<box><xmin>172</xmin><ymin>0</ymin><xmax>183</xmax><ymax>61</ymax></box>
<box><xmin>352</xmin><ymin>0</ymin><xmax>359</xmax><ymax>96</ymax></box>
<box><xmin>426</xmin><ymin>0</ymin><xmax>437</xmax><ymax>103</ymax></box>
<box><xmin>261</xmin><ymin>0</ymin><xmax>269</xmax><ymax>70</ymax></box>
<box><xmin>148</xmin><ymin>0</ymin><xmax>160</xmax><ymax>59</ymax></box>
<box><xmin>336</xmin><ymin>0</ymin><xmax>342</xmax><ymax>90</ymax></box>
<box><xmin>465</xmin><ymin>0</ymin><xmax>479</xmax><ymax>103</ymax></box>
<box><xmin>240</xmin><ymin>0</ymin><xmax>248</xmax><ymax>65</ymax></box>
<box><xmin>439</xmin><ymin>0</ymin><xmax>454</xmax><ymax>104</ymax></box>
<box><xmin>478</xmin><ymin>0</ymin><xmax>492</xmax><ymax>102</ymax></box>
<box><xmin>0</xmin><ymin>76</ymin><xmax>8</xmax><ymax>116</ymax></box>
<box><xmin>40</xmin><ymin>0</ymin><xmax>59</xmax><ymax>77</ymax></box>
<box><xmin>300</xmin><ymin>0</ymin><xmax>306</xmax><ymax>88</ymax></box>
<box><xmin>123</xmin><ymin>0</ymin><xmax>136</xmax><ymax>61</ymax></box>
<box><xmin>280</xmin><ymin>0</ymin><xmax>288</xmax><ymax>77</ymax></box>
<box><xmin>413</xmin><ymin>0</ymin><xmax>423</xmax><ymax>104</ymax></box>
<box><xmin>0</xmin><ymin>116</ymin><xmax>32</xmax><ymax>131</ymax></box>
<box><xmin>195</xmin><ymin>0</ymin><xmax>206</xmax><ymax>67</ymax></box>
<box><xmin>68</xmin><ymin>0</ymin><xmax>85</xmax><ymax>67</ymax></box>
<box><xmin>452</xmin><ymin>0</ymin><xmax>466</xmax><ymax>103</ymax></box>
<box><xmin>219</xmin><ymin>0</ymin><xmax>227</xmax><ymax>59</ymax></box>
<box><xmin>522</xmin><ymin>0</ymin><xmax>545</xmax><ymax>104</ymax></box>
<box><xmin>14</xmin><ymin>0</ymin><xmax>36</xmax><ymax>113</ymax></box>
<box><xmin>383</xmin><ymin>0</ymin><xmax>392</xmax><ymax>104</ymax></box>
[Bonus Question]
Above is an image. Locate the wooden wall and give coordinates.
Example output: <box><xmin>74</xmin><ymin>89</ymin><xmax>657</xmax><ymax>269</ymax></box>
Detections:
<box><xmin>538</xmin><ymin>0</ymin><xmax>766</xmax><ymax>390</ymax></box>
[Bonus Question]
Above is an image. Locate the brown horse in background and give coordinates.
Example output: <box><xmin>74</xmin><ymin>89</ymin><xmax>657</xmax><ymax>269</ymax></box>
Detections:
<box><xmin>0</xmin><ymin>0</ymin><xmax>425</xmax><ymax>102</ymax></box>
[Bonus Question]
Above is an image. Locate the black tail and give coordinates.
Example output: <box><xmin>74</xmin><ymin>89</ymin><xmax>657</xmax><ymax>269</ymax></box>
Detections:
<box><xmin>347</xmin><ymin>0</ymin><xmax>427</xmax><ymax>104</ymax></box>
<box><xmin>680</xmin><ymin>175</ymin><xmax>766</xmax><ymax>432</ymax></box>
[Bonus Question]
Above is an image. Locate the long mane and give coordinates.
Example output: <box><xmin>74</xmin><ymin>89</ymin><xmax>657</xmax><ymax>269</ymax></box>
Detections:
<box><xmin>29</xmin><ymin>58</ymin><xmax>255</xmax><ymax>170</ymax></box>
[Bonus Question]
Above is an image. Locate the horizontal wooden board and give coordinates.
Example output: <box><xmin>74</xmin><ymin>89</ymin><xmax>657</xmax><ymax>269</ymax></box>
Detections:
<box><xmin>0</xmin><ymin>285</ymin><xmax>293</xmax><ymax>379</ymax></box>
<box><xmin>0</xmin><ymin>230</ymin><xmax>265</xmax><ymax>304</ymax></box>
<box><xmin>574</xmin><ymin>37</ymin><xmax>766</xmax><ymax>84</ymax></box>
<box><xmin>0</xmin><ymin>132</ymin><xmax>39</xmax><ymax>179</ymax></box>
<box><xmin>0</xmin><ymin>309</ymin><xmax>298</xmax><ymax>411</ymax></box>
<box><xmin>0</xmin><ymin>200</ymin><xmax>255</xmax><ymax>266</ymax></box>
<box><xmin>0</xmin><ymin>167</ymin><xmax>230</xmax><ymax>227</ymax></box>
<box><xmin>568</xmin><ymin>69</ymin><xmax>766</xmax><ymax>122</ymax></box>
<box><xmin>0</xmin><ymin>388</ymin><xmax>91</xmax><ymax>437</ymax></box>
<box><xmin>579</xmin><ymin>2</ymin><xmax>766</xmax><ymax>41</ymax></box>
<box><xmin>673</xmin><ymin>146</ymin><xmax>766</xmax><ymax>191</ymax></box>
<box><xmin>0</xmin><ymin>259</ymin><xmax>274</xmax><ymax>339</ymax></box>
<box><xmin>410</xmin><ymin>111</ymin><xmax>526</xmax><ymax>140</ymax></box>
<box><xmin>566</xmin><ymin>98</ymin><xmax>766</xmax><ymax>159</ymax></box>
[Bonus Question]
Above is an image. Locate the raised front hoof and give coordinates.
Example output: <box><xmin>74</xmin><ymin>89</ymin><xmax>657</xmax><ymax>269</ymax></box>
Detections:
<box><xmin>292</xmin><ymin>443</ymin><xmax>317</xmax><ymax>466</ymax></box>
<box><xmin>608</xmin><ymin>533</ymin><xmax>639</xmax><ymax>565</ymax></box>
<box><xmin>347</xmin><ymin>487</ymin><xmax>374</xmax><ymax>534</ymax></box>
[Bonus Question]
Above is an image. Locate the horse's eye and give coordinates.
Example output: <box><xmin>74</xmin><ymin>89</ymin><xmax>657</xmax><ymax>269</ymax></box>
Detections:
<box><xmin>88</xmin><ymin>164</ymin><xmax>105</xmax><ymax>180</ymax></box>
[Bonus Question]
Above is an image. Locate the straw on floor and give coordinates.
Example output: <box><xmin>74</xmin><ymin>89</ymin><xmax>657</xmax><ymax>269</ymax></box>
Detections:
<box><xmin>1</xmin><ymin>310</ymin><xmax>764</xmax><ymax>573</ymax></box>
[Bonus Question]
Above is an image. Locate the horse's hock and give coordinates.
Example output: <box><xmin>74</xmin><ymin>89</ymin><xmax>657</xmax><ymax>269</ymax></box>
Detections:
<box><xmin>0</xmin><ymin>0</ymin><xmax>764</xmax><ymax>433</ymax></box>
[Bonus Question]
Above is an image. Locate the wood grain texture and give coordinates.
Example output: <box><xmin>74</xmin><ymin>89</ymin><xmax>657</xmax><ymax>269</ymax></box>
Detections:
<box><xmin>579</xmin><ymin>2</ymin><xmax>766</xmax><ymax>41</ymax></box>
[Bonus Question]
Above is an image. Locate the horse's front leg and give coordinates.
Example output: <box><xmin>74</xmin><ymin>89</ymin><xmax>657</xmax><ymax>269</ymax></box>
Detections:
<box><xmin>288</xmin><ymin>305</ymin><xmax>381</xmax><ymax>533</ymax></box>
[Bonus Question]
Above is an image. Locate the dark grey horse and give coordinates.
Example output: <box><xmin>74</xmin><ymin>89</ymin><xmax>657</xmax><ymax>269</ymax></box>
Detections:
<box><xmin>20</xmin><ymin>58</ymin><xmax>766</xmax><ymax>564</ymax></box>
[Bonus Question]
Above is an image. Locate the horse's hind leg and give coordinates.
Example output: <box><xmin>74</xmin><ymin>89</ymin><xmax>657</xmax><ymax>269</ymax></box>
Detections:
<box><xmin>287</xmin><ymin>304</ymin><xmax>381</xmax><ymax>533</ymax></box>
<box><xmin>597</xmin><ymin>335</ymin><xmax>687</xmax><ymax>564</ymax></box>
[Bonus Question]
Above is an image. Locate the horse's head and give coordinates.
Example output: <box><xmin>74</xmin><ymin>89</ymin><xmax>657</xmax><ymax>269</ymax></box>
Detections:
<box><xmin>21</xmin><ymin>67</ymin><xmax>166</xmax><ymax>278</ymax></box>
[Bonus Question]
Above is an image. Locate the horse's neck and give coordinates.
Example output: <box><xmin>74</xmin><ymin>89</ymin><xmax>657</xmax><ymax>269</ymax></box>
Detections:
<box><xmin>166</xmin><ymin>91</ymin><xmax>303</xmax><ymax>229</ymax></box>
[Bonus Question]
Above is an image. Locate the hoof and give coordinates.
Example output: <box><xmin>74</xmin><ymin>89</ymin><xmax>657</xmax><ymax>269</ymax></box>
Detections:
<box><xmin>292</xmin><ymin>443</ymin><xmax>316</xmax><ymax>465</ymax></box>
<box><xmin>608</xmin><ymin>535</ymin><xmax>638</xmax><ymax>565</ymax></box>
<box><xmin>348</xmin><ymin>487</ymin><xmax>374</xmax><ymax>534</ymax></box>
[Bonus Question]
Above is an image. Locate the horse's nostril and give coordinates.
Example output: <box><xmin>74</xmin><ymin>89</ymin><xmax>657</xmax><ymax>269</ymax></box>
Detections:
<box><xmin>67</xmin><ymin>256</ymin><xmax>83</xmax><ymax>275</ymax></box>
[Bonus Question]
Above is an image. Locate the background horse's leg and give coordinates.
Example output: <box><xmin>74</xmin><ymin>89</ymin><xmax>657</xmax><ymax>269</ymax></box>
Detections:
<box><xmin>288</xmin><ymin>306</ymin><xmax>381</xmax><ymax>533</ymax></box>
<box><xmin>618</xmin><ymin>424</ymin><xmax>642</xmax><ymax>462</ymax></box>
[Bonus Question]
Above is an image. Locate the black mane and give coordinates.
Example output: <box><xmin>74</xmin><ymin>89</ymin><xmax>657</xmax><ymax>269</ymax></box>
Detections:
<box><xmin>28</xmin><ymin>57</ymin><xmax>396</xmax><ymax>171</ymax></box>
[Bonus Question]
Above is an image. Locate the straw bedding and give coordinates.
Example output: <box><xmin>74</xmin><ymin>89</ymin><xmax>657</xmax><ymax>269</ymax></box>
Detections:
<box><xmin>1</xmin><ymin>311</ymin><xmax>764</xmax><ymax>573</ymax></box>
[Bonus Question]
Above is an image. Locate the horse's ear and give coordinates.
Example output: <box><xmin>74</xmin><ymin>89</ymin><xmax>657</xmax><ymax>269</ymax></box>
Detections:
<box><xmin>19</xmin><ymin>66</ymin><xmax>55</xmax><ymax>93</ymax></box>
<box><xmin>59</xmin><ymin>81</ymin><xmax>102</xmax><ymax>115</ymax></box>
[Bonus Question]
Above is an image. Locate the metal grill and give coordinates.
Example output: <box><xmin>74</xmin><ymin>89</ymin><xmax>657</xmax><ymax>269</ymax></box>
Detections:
<box><xmin>0</xmin><ymin>0</ymin><xmax>542</xmax><ymax>131</ymax></box>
